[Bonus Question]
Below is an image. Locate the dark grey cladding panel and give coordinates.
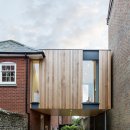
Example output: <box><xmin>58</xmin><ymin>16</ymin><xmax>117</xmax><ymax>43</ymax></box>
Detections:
<box><xmin>82</xmin><ymin>102</ymin><xmax>99</xmax><ymax>110</ymax></box>
<box><xmin>83</xmin><ymin>50</ymin><xmax>99</xmax><ymax>60</ymax></box>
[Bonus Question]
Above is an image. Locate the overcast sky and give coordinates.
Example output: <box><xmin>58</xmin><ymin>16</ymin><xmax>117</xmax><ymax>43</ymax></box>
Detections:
<box><xmin>0</xmin><ymin>0</ymin><xmax>109</xmax><ymax>49</ymax></box>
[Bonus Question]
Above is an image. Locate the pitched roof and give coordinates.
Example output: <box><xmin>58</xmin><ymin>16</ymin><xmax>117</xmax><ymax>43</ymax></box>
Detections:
<box><xmin>0</xmin><ymin>40</ymin><xmax>41</xmax><ymax>53</ymax></box>
<box><xmin>0</xmin><ymin>40</ymin><xmax>45</xmax><ymax>58</ymax></box>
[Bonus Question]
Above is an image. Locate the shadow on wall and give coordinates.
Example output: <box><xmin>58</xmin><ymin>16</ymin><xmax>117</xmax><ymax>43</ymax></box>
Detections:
<box><xmin>80</xmin><ymin>113</ymin><xmax>105</xmax><ymax>130</ymax></box>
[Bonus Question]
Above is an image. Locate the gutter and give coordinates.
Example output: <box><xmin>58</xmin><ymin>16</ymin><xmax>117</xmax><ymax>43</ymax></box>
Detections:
<box><xmin>105</xmin><ymin>111</ymin><xmax>107</xmax><ymax>130</ymax></box>
<box><xmin>0</xmin><ymin>51</ymin><xmax>45</xmax><ymax>57</ymax></box>
<box><xmin>25</xmin><ymin>55</ymin><xmax>29</xmax><ymax>113</ymax></box>
<box><xmin>25</xmin><ymin>54</ymin><xmax>30</xmax><ymax>130</ymax></box>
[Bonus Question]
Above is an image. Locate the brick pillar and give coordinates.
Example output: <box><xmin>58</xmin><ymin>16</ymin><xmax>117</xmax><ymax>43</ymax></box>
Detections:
<box><xmin>30</xmin><ymin>110</ymin><xmax>41</xmax><ymax>130</ymax></box>
<box><xmin>51</xmin><ymin>116</ymin><xmax>59</xmax><ymax>130</ymax></box>
<box><xmin>44</xmin><ymin>115</ymin><xmax>51</xmax><ymax>130</ymax></box>
<box><xmin>50</xmin><ymin>116</ymin><xmax>72</xmax><ymax>130</ymax></box>
<box><xmin>62</xmin><ymin>116</ymin><xmax>72</xmax><ymax>125</ymax></box>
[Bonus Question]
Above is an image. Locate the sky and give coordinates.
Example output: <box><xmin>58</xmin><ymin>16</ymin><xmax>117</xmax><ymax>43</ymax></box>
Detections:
<box><xmin>0</xmin><ymin>0</ymin><xmax>109</xmax><ymax>49</ymax></box>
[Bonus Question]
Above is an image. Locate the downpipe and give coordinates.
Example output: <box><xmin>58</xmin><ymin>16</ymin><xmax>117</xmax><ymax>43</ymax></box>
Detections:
<box><xmin>105</xmin><ymin>111</ymin><xmax>107</xmax><ymax>130</ymax></box>
<box><xmin>25</xmin><ymin>55</ymin><xmax>30</xmax><ymax>130</ymax></box>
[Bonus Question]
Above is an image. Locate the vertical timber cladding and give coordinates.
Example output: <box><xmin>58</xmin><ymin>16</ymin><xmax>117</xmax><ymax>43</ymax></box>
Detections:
<box><xmin>40</xmin><ymin>50</ymin><xmax>83</xmax><ymax>109</ymax></box>
<box><xmin>99</xmin><ymin>51</ymin><xmax>111</xmax><ymax>109</ymax></box>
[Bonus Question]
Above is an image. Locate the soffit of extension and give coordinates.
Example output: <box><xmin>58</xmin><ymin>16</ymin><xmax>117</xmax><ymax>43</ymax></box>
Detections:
<box><xmin>34</xmin><ymin>109</ymin><xmax>106</xmax><ymax>116</ymax></box>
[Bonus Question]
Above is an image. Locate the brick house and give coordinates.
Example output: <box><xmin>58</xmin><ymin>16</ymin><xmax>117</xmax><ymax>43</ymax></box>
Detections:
<box><xmin>0</xmin><ymin>40</ymin><xmax>112</xmax><ymax>130</ymax></box>
<box><xmin>0</xmin><ymin>40</ymin><xmax>46</xmax><ymax>130</ymax></box>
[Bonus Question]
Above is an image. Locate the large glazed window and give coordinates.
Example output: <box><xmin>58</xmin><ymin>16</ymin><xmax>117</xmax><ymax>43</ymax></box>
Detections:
<box><xmin>30</xmin><ymin>61</ymin><xmax>40</xmax><ymax>102</ymax></box>
<box><xmin>83</xmin><ymin>51</ymin><xmax>99</xmax><ymax>103</ymax></box>
<box><xmin>83</xmin><ymin>61</ymin><xmax>96</xmax><ymax>102</ymax></box>
<box><xmin>0</xmin><ymin>62</ymin><xmax>16</xmax><ymax>85</ymax></box>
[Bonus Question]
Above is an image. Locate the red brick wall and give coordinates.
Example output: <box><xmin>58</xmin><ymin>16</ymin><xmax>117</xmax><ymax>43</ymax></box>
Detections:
<box><xmin>62</xmin><ymin>116</ymin><xmax>72</xmax><ymax>125</ymax></box>
<box><xmin>51</xmin><ymin>116</ymin><xmax>59</xmax><ymax>128</ymax></box>
<box><xmin>0</xmin><ymin>57</ymin><xmax>27</xmax><ymax>114</ymax></box>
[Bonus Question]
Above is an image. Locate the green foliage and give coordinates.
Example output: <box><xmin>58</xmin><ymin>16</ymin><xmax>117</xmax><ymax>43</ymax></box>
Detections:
<box><xmin>70</xmin><ymin>125</ymin><xmax>79</xmax><ymax>130</ymax></box>
<box><xmin>61</xmin><ymin>118</ymin><xmax>82</xmax><ymax>130</ymax></box>
<box><xmin>72</xmin><ymin>118</ymin><xmax>81</xmax><ymax>126</ymax></box>
<box><xmin>61</xmin><ymin>125</ymin><xmax>70</xmax><ymax>130</ymax></box>
<box><xmin>61</xmin><ymin>125</ymin><xmax>79</xmax><ymax>130</ymax></box>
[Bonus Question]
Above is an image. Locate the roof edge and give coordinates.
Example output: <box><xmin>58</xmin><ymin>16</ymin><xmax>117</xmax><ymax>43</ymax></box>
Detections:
<box><xmin>0</xmin><ymin>51</ymin><xmax>45</xmax><ymax>58</ymax></box>
<box><xmin>0</xmin><ymin>40</ymin><xmax>45</xmax><ymax>58</ymax></box>
<box><xmin>107</xmin><ymin>0</ymin><xmax>114</xmax><ymax>25</ymax></box>
<box><xmin>39</xmin><ymin>49</ymin><xmax>111</xmax><ymax>51</ymax></box>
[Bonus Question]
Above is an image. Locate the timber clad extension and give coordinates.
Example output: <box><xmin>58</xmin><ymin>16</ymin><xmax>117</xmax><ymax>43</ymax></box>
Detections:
<box><xmin>99</xmin><ymin>51</ymin><xmax>111</xmax><ymax>109</ymax></box>
<box><xmin>30</xmin><ymin>49</ymin><xmax>111</xmax><ymax>116</ymax></box>
<box><xmin>38</xmin><ymin>50</ymin><xmax>83</xmax><ymax>109</ymax></box>
<box><xmin>0</xmin><ymin>40</ymin><xmax>112</xmax><ymax>130</ymax></box>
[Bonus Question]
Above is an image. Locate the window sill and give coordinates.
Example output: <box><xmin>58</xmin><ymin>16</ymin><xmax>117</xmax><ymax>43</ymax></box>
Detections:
<box><xmin>82</xmin><ymin>102</ymin><xmax>99</xmax><ymax>110</ymax></box>
<box><xmin>0</xmin><ymin>84</ymin><xmax>17</xmax><ymax>87</ymax></box>
<box><xmin>82</xmin><ymin>102</ymin><xmax>99</xmax><ymax>105</ymax></box>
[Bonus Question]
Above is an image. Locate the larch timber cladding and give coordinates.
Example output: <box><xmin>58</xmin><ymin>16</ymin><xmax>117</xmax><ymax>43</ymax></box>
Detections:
<box><xmin>39</xmin><ymin>50</ymin><xmax>83</xmax><ymax>109</ymax></box>
<box><xmin>99</xmin><ymin>51</ymin><xmax>111</xmax><ymax>110</ymax></box>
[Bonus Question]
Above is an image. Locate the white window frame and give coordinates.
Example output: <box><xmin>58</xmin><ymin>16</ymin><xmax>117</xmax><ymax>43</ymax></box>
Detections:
<box><xmin>0</xmin><ymin>62</ymin><xmax>16</xmax><ymax>85</ymax></box>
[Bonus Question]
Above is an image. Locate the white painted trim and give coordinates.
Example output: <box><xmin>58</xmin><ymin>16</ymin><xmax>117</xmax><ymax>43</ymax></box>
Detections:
<box><xmin>0</xmin><ymin>62</ymin><xmax>16</xmax><ymax>85</ymax></box>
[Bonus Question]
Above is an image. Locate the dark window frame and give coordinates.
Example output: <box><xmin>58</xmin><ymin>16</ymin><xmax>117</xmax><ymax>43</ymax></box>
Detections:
<box><xmin>83</xmin><ymin>50</ymin><xmax>99</xmax><ymax>103</ymax></box>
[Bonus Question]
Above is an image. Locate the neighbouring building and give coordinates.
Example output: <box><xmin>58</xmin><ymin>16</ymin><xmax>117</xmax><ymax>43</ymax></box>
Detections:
<box><xmin>0</xmin><ymin>40</ymin><xmax>111</xmax><ymax>130</ymax></box>
<box><xmin>0</xmin><ymin>40</ymin><xmax>46</xmax><ymax>130</ymax></box>
<box><xmin>107</xmin><ymin>0</ymin><xmax>130</xmax><ymax>130</ymax></box>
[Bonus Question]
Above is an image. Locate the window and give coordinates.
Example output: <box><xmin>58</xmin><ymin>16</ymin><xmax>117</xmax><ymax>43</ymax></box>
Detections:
<box><xmin>82</xmin><ymin>51</ymin><xmax>99</xmax><ymax>103</ymax></box>
<box><xmin>0</xmin><ymin>62</ymin><xmax>16</xmax><ymax>85</ymax></box>
<box><xmin>83</xmin><ymin>61</ymin><xmax>96</xmax><ymax>102</ymax></box>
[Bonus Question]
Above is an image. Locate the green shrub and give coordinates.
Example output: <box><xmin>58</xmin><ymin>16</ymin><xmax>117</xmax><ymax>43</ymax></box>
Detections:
<box><xmin>61</xmin><ymin>125</ymin><xmax>79</xmax><ymax>130</ymax></box>
<box><xmin>70</xmin><ymin>125</ymin><xmax>79</xmax><ymax>130</ymax></box>
<box><xmin>72</xmin><ymin>118</ymin><xmax>81</xmax><ymax>126</ymax></box>
<box><xmin>61</xmin><ymin>125</ymin><xmax>71</xmax><ymax>130</ymax></box>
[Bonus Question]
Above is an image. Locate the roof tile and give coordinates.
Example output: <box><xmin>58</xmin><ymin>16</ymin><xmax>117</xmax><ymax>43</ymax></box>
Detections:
<box><xmin>0</xmin><ymin>40</ymin><xmax>41</xmax><ymax>53</ymax></box>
